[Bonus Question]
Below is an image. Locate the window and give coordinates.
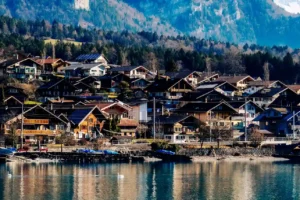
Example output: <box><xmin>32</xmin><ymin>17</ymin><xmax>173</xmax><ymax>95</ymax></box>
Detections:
<box><xmin>219</xmin><ymin>122</ymin><xmax>224</xmax><ymax>126</ymax></box>
<box><xmin>89</xmin><ymin>118</ymin><xmax>93</xmax><ymax>123</ymax></box>
<box><xmin>165</xmin><ymin>136</ymin><xmax>172</xmax><ymax>140</ymax></box>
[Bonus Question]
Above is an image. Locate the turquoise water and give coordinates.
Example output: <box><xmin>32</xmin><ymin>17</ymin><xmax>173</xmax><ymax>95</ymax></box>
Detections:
<box><xmin>0</xmin><ymin>161</ymin><xmax>299</xmax><ymax>200</ymax></box>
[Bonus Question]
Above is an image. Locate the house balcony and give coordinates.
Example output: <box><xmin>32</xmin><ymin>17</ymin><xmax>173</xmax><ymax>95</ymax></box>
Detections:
<box><xmin>170</xmin><ymin>88</ymin><xmax>191</xmax><ymax>92</ymax></box>
<box><xmin>15</xmin><ymin>129</ymin><xmax>62</xmax><ymax>136</ymax></box>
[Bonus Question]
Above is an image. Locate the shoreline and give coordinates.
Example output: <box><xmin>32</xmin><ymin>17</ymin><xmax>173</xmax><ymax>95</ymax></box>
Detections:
<box><xmin>191</xmin><ymin>156</ymin><xmax>289</xmax><ymax>162</ymax></box>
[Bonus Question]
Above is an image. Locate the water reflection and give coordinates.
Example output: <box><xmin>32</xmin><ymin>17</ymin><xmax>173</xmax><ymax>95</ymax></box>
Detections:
<box><xmin>0</xmin><ymin>161</ymin><xmax>299</xmax><ymax>200</ymax></box>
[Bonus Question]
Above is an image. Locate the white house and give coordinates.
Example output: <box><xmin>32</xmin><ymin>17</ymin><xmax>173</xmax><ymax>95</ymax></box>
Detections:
<box><xmin>110</xmin><ymin>66</ymin><xmax>155</xmax><ymax>79</ymax></box>
<box><xmin>64</xmin><ymin>63</ymin><xmax>107</xmax><ymax>77</ymax></box>
<box><xmin>244</xmin><ymin>80</ymin><xmax>286</xmax><ymax>95</ymax></box>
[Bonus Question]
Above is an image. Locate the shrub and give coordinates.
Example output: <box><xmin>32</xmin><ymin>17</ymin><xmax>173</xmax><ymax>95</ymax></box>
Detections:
<box><xmin>23</xmin><ymin>146</ymin><xmax>30</xmax><ymax>152</ymax></box>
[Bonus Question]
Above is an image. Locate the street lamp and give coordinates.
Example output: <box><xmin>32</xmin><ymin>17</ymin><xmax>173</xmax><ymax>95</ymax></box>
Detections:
<box><xmin>4</xmin><ymin>96</ymin><xmax>24</xmax><ymax>149</ymax></box>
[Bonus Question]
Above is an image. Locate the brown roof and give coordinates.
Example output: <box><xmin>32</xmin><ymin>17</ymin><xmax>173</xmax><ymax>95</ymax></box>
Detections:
<box><xmin>118</xmin><ymin>118</ymin><xmax>138</xmax><ymax>127</ymax></box>
<box><xmin>35</xmin><ymin>58</ymin><xmax>62</xmax><ymax>65</ymax></box>
<box><xmin>216</xmin><ymin>75</ymin><xmax>254</xmax><ymax>84</ymax></box>
<box><xmin>287</xmin><ymin>85</ymin><xmax>300</xmax><ymax>92</ymax></box>
<box><xmin>248</xmin><ymin>81</ymin><xmax>277</xmax><ymax>87</ymax></box>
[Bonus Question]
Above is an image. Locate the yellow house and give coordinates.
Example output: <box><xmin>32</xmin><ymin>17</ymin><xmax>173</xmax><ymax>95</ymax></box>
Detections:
<box><xmin>67</xmin><ymin>106</ymin><xmax>107</xmax><ymax>139</ymax></box>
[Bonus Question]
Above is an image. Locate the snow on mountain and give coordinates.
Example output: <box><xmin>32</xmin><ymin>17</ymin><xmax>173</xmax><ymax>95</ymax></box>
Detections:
<box><xmin>274</xmin><ymin>0</ymin><xmax>300</xmax><ymax>14</ymax></box>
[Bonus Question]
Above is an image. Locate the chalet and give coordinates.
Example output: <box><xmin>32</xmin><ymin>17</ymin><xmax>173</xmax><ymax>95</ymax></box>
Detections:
<box><xmin>0</xmin><ymin>86</ymin><xmax>28</xmax><ymax>103</ymax></box>
<box><xmin>175</xmin><ymin>102</ymin><xmax>239</xmax><ymax>129</ymax></box>
<box><xmin>36</xmin><ymin>79</ymin><xmax>80</xmax><ymax>101</ymax></box>
<box><xmin>67</xmin><ymin>106</ymin><xmax>107</xmax><ymax>139</ymax></box>
<box><xmin>227</xmin><ymin>101</ymin><xmax>264</xmax><ymax>127</ymax></box>
<box><xmin>117</xmin><ymin>118</ymin><xmax>138</xmax><ymax>137</ymax></box>
<box><xmin>180</xmin><ymin>89</ymin><xmax>230</xmax><ymax>103</ymax></box>
<box><xmin>64</xmin><ymin>63</ymin><xmax>107</xmax><ymax>78</ymax></box>
<box><xmin>76</xmin><ymin>76</ymin><xmax>101</xmax><ymax>90</ymax></box>
<box><xmin>4</xmin><ymin>58</ymin><xmax>43</xmax><ymax>82</ymax></box>
<box><xmin>75</xmin><ymin>54</ymin><xmax>108</xmax><ymax>65</ymax></box>
<box><xmin>99</xmin><ymin>73</ymin><xmax>131</xmax><ymax>90</ymax></box>
<box><xmin>109</xmin><ymin>66</ymin><xmax>154</xmax><ymax>79</ymax></box>
<box><xmin>216</xmin><ymin>75</ymin><xmax>255</xmax><ymax>90</ymax></box>
<box><xmin>197</xmin><ymin>72</ymin><xmax>220</xmax><ymax>85</ymax></box>
<box><xmin>253</xmin><ymin>108</ymin><xmax>300</xmax><ymax>136</ymax></box>
<box><xmin>249</xmin><ymin>87</ymin><xmax>297</xmax><ymax>108</ymax></box>
<box><xmin>197</xmin><ymin>81</ymin><xmax>238</xmax><ymax>96</ymax></box>
<box><xmin>3</xmin><ymin>105</ymin><xmax>67</xmax><ymax>144</ymax></box>
<box><xmin>245</xmin><ymin>80</ymin><xmax>287</xmax><ymax>95</ymax></box>
<box><xmin>87</xmin><ymin>101</ymin><xmax>132</xmax><ymax>119</ymax></box>
<box><xmin>148</xmin><ymin>115</ymin><xmax>200</xmax><ymax>142</ymax></box>
<box><xmin>145</xmin><ymin>78</ymin><xmax>194</xmax><ymax>99</ymax></box>
<box><xmin>35</xmin><ymin>58</ymin><xmax>70</xmax><ymax>73</ymax></box>
<box><xmin>165</xmin><ymin>70</ymin><xmax>209</xmax><ymax>86</ymax></box>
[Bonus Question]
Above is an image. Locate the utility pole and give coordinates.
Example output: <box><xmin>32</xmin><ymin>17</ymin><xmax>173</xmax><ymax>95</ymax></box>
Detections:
<box><xmin>153</xmin><ymin>97</ymin><xmax>156</xmax><ymax>140</ymax></box>
<box><xmin>293</xmin><ymin>111</ymin><xmax>296</xmax><ymax>140</ymax></box>
<box><xmin>209</xmin><ymin>110</ymin><xmax>212</xmax><ymax>142</ymax></box>
<box><xmin>21</xmin><ymin>102</ymin><xmax>24</xmax><ymax>149</ymax></box>
<box><xmin>245</xmin><ymin>97</ymin><xmax>247</xmax><ymax>141</ymax></box>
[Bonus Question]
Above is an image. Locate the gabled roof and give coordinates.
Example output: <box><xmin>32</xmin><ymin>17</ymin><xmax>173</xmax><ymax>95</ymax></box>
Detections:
<box><xmin>145</xmin><ymin>78</ymin><xmax>194</xmax><ymax>92</ymax></box>
<box><xmin>65</xmin><ymin>63</ymin><xmax>104</xmax><ymax>71</ymax></box>
<box><xmin>176</xmin><ymin>102</ymin><xmax>237</xmax><ymax>113</ymax></box>
<box><xmin>197</xmin><ymin>81</ymin><xmax>238</xmax><ymax>90</ymax></box>
<box><xmin>196</xmin><ymin>72</ymin><xmax>219</xmax><ymax>84</ymax></box>
<box><xmin>76</xmin><ymin>54</ymin><xmax>101</xmax><ymax>61</ymax></box>
<box><xmin>180</xmin><ymin>89</ymin><xmax>229</xmax><ymax>101</ymax></box>
<box><xmin>253</xmin><ymin>107</ymin><xmax>296</xmax><ymax>122</ymax></box>
<box><xmin>247</xmin><ymin>80</ymin><xmax>281</xmax><ymax>87</ymax></box>
<box><xmin>249</xmin><ymin>87</ymin><xmax>289</xmax><ymax>97</ymax></box>
<box><xmin>12</xmin><ymin>105</ymin><xmax>68</xmax><ymax>124</ymax></box>
<box><xmin>226</xmin><ymin>100</ymin><xmax>264</xmax><ymax>111</ymax></box>
<box><xmin>38</xmin><ymin>79</ymin><xmax>64</xmax><ymax>90</ymax></box>
<box><xmin>110</xmin><ymin>65</ymin><xmax>148</xmax><ymax>72</ymax></box>
<box><xmin>216</xmin><ymin>75</ymin><xmax>254</xmax><ymax>84</ymax></box>
<box><xmin>35</xmin><ymin>58</ymin><xmax>66</xmax><ymax>65</ymax></box>
<box><xmin>165</xmin><ymin>70</ymin><xmax>200</xmax><ymax>79</ymax></box>
<box><xmin>287</xmin><ymin>85</ymin><xmax>300</xmax><ymax>93</ymax></box>
<box><xmin>5</xmin><ymin>58</ymin><xmax>43</xmax><ymax>68</ymax></box>
<box><xmin>68</xmin><ymin>106</ymin><xmax>106</xmax><ymax>125</ymax></box>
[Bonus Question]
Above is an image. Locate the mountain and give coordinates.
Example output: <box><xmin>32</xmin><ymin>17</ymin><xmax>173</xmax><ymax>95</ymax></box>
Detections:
<box><xmin>274</xmin><ymin>0</ymin><xmax>300</xmax><ymax>14</ymax></box>
<box><xmin>1</xmin><ymin>0</ymin><xmax>300</xmax><ymax>47</ymax></box>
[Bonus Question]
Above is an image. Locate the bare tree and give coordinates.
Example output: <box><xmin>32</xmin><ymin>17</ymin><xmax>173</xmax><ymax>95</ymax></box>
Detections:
<box><xmin>263</xmin><ymin>62</ymin><xmax>270</xmax><ymax>81</ymax></box>
<box><xmin>144</xmin><ymin>52</ymin><xmax>158</xmax><ymax>72</ymax></box>
<box><xmin>205</xmin><ymin>57</ymin><xmax>212</xmax><ymax>76</ymax></box>
<box><xmin>219</xmin><ymin>49</ymin><xmax>245</xmax><ymax>74</ymax></box>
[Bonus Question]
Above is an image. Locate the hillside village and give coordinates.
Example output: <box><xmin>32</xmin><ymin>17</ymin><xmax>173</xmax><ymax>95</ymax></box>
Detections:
<box><xmin>0</xmin><ymin>52</ymin><xmax>300</xmax><ymax>146</ymax></box>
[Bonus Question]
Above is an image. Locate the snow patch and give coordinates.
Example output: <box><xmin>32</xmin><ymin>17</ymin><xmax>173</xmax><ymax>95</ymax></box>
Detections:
<box><xmin>75</xmin><ymin>0</ymin><xmax>90</xmax><ymax>10</ymax></box>
<box><xmin>274</xmin><ymin>0</ymin><xmax>300</xmax><ymax>14</ymax></box>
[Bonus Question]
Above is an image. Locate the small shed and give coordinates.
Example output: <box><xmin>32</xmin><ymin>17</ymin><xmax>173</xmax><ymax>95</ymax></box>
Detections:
<box><xmin>110</xmin><ymin>136</ymin><xmax>133</xmax><ymax>145</ymax></box>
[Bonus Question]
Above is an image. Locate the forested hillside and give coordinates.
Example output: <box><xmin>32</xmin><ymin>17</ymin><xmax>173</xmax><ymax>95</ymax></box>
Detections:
<box><xmin>1</xmin><ymin>0</ymin><xmax>300</xmax><ymax>47</ymax></box>
<box><xmin>0</xmin><ymin>16</ymin><xmax>300</xmax><ymax>84</ymax></box>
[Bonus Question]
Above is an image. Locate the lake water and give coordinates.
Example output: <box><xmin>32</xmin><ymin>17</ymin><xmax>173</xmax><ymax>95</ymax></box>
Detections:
<box><xmin>0</xmin><ymin>161</ymin><xmax>299</xmax><ymax>200</ymax></box>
